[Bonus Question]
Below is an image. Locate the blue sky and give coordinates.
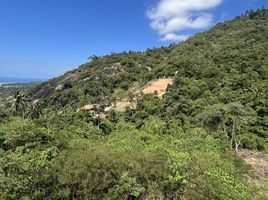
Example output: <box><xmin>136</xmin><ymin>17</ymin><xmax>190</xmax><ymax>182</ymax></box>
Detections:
<box><xmin>0</xmin><ymin>0</ymin><xmax>267</xmax><ymax>79</ymax></box>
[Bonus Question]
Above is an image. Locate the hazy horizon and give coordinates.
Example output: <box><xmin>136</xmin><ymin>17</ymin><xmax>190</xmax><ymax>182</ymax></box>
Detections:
<box><xmin>0</xmin><ymin>76</ymin><xmax>46</xmax><ymax>83</ymax></box>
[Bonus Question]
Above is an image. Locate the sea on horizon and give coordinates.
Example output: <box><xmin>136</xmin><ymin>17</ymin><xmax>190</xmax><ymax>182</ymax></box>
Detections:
<box><xmin>0</xmin><ymin>77</ymin><xmax>44</xmax><ymax>85</ymax></box>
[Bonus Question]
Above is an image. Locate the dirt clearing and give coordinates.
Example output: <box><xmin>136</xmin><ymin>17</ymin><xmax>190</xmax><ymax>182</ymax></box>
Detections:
<box><xmin>238</xmin><ymin>150</ymin><xmax>268</xmax><ymax>199</ymax></box>
<box><xmin>238</xmin><ymin>150</ymin><xmax>268</xmax><ymax>180</ymax></box>
<box><xmin>142</xmin><ymin>78</ymin><xmax>174</xmax><ymax>98</ymax></box>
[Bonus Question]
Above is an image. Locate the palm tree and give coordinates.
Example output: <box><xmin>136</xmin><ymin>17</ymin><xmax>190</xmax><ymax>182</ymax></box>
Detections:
<box><xmin>12</xmin><ymin>92</ymin><xmax>29</xmax><ymax>117</ymax></box>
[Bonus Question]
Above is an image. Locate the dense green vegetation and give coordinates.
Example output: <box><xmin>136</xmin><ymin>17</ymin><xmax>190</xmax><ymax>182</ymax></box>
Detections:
<box><xmin>0</xmin><ymin>8</ymin><xmax>267</xmax><ymax>199</ymax></box>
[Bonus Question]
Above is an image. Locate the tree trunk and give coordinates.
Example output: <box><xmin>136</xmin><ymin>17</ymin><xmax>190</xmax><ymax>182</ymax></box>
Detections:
<box><xmin>234</xmin><ymin>137</ymin><xmax>243</xmax><ymax>153</ymax></box>
<box><xmin>231</xmin><ymin>118</ymin><xmax>235</xmax><ymax>149</ymax></box>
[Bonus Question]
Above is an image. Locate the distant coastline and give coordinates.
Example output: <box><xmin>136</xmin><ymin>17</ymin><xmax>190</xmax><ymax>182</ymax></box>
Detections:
<box><xmin>0</xmin><ymin>77</ymin><xmax>44</xmax><ymax>86</ymax></box>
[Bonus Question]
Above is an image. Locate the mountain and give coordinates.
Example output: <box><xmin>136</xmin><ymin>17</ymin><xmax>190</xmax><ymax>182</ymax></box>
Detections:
<box><xmin>32</xmin><ymin>8</ymin><xmax>268</xmax><ymax>110</ymax></box>
<box><xmin>31</xmin><ymin>8</ymin><xmax>268</xmax><ymax>147</ymax></box>
<box><xmin>0</xmin><ymin>8</ymin><xmax>268</xmax><ymax>200</ymax></box>
<box><xmin>28</xmin><ymin>6</ymin><xmax>268</xmax><ymax>152</ymax></box>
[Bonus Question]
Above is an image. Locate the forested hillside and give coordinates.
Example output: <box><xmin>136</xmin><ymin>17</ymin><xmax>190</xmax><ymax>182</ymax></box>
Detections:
<box><xmin>0</xmin><ymin>8</ymin><xmax>268</xmax><ymax>199</ymax></box>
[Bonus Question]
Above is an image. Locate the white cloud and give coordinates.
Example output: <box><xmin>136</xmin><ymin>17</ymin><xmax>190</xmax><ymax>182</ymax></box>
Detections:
<box><xmin>147</xmin><ymin>0</ymin><xmax>223</xmax><ymax>42</ymax></box>
<box><xmin>160</xmin><ymin>33</ymin><xmax>190</xmax><ymax>42</ymax></box>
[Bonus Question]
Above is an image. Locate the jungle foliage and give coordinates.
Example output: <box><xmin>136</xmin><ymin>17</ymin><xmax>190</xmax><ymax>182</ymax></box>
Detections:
<box><xmin>0</xmin><ymin>8</ymin><xmax>268</xmax><ymax>199</ymax></box>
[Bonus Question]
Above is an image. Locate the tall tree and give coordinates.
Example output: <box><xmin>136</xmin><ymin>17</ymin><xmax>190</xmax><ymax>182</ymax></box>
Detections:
<box><xmin>11</xmin><ymin>92</ymin><xmax>29</xmax><ymax>118</ymax></box>
<box><xmin>197</xmin><ymin>102</ymin><xmax>255</xmax><ymax>152</ymax></box>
